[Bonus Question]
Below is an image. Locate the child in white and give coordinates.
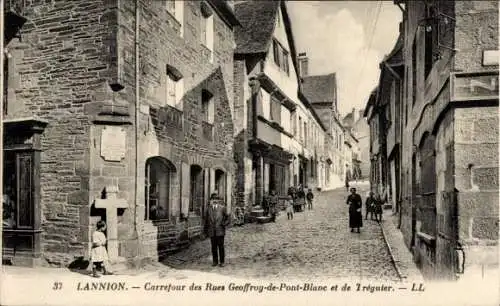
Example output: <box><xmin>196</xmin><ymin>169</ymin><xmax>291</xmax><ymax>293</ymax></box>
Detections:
<box><xmin>286</xmin><ymin>196</ymin><xmax>294</xmax><ymax>220</ymax></box>
<box><xmin>91</xmin><ymin>220</ymin><xmax>113</xmax><ymax>277</ymax></box>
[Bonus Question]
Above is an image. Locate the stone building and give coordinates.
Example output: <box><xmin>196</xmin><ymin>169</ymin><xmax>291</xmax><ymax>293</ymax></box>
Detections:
<box><xmin>302</xmin><ymin>71</ymin><xmax>346</xmax><ymax>189</ymax></box>
<box><xmin>369</xmin><ymin>0</ymin><xmax>499</xmax><ymax>280</ymax></box>
<box><xmin>343</xmin><ymin>129</ymin><xmax>360</xmax><ymax>182</ymax></box>
<box><xmin>343</xmin><ymin>108</ymin><xmax>370</xmax><ymax>180</ymax></box>
<box><xmin>2</xmin><ymin>0</ymin><xmax>239</xmax><ymax>267</ymax></box>
<box><xmin>364</xmin><ymin>88</ymin><xmax>387</xmax><ymax>196</ymax></box>
<box><xmin>232</xmin><ymin>0</ymin><xmax>332</xmax><ymax>210</ymax></box>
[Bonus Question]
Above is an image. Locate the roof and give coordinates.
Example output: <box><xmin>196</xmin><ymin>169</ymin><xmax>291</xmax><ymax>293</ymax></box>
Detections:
<box><xmin>363</xmin><ymin>87</ymin><xmax>378</xmax><ymax>118</ymax></box>
<box><xmin>381</xmin><ymin>31</ymin><xmax>404</xmax><ymax>66</ymax></box>
<box><xmin>234</xmin><ymin>1</ymin><xmax>280</xmax><ymax>54</ymax></box>
<box><xmin>301</xmin><ymin>73</ymin><xmax>337</xmax><ymax>104</ymax></box>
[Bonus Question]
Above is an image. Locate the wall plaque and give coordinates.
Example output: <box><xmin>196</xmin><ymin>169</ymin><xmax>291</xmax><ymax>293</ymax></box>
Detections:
<box><xmin>482</xmin><ymin>50</ymin><xmax>499</xmax><ymax>66</ymax></box>
<box><xmin>101</xmin><ymin>126</ymin><xmax>126</xmax><ymax>161</ymax></box>
<box><xmin>451</xmin><ymin>71</ymin><xmax>499</xmax><ymax>102</ymax></box>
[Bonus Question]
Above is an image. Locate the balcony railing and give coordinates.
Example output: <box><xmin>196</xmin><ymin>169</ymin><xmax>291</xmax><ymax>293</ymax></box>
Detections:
<box><xmin>150</xmin><ymin>104</ymin><xmax>183</xmax><ymax>132</ymax></box>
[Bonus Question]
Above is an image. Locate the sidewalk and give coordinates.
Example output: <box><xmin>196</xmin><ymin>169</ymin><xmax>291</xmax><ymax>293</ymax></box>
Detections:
<box><xmin>379</xmin><ymin>209</ymin><xmax>425</xmax><ymax>282</ymax></box>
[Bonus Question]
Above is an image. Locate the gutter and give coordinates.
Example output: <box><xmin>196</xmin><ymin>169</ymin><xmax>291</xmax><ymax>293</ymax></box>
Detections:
<box><xmin>133</xmin><ymin>0</ymin><xmax>140</xmax><ymax>245</ymax></box>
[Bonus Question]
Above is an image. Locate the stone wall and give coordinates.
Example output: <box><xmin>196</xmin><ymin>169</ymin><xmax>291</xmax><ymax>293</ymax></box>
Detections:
<box><xmin>454</xmin><ymin>1</ymin><xmax>499</xmax><ymax>72</ymax></box>
<box><xmin>117</xmin><ymin>0</ymin><xmax>236</xmax><ymax>260</ymax></box>
<box><xmin>4</xmin><ymin>0</ymin><xmax>237</xmax><ymax>266</ymax></box>
<box><xmin>454</xmin><ymin>107</ymin><xmax>499</xmax><ymax>275</ymax></box>
<box><xmin>5</xmin><ymin>0</ymin><xmax>122</xmax><ymax>266</ymax></box>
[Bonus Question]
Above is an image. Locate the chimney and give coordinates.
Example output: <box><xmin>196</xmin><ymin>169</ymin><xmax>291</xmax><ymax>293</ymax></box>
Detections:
<box><xmin>298</xmin><ymin>52</ymin><xmax>309</xmax><ymax>78</ymax></box>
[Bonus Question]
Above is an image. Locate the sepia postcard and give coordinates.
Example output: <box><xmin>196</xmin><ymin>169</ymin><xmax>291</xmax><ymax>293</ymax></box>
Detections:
<box><xmin>1</xmin><ymin>0</ymin><xmax>499</xmax><ymax>305</ymax></box>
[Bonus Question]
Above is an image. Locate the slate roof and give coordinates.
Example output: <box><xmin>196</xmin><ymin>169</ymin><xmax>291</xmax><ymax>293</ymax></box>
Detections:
<box><xmin>301</xmin><ymin>73</ymin><xmax>337</xmax><ymax>104</ymax></box>
<box><xmin>382</xmin><ymin>32</ymin><xmax>404</xmax><ymax>65</ymax></box>
<box><xmin>234</xmin><ymin>1</ymin><xmax>280</xmax><ymax>54</ymax></box>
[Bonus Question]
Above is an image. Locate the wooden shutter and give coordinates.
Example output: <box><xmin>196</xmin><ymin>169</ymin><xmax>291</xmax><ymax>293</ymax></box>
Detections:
<box><xmin>181</xmin><ymin>162</ymin><xmax>190</xmax><ymax>216</ymax></box>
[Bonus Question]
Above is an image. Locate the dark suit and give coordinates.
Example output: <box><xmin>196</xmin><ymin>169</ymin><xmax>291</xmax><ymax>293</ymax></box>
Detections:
<box><xmin>204</xmin><ymin>199</ymin><xmax>230</xmax><ymax>265</ymax></box>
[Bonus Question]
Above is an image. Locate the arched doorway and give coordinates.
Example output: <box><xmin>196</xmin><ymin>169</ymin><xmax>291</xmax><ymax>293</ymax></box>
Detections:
<box><xmin>190</xmin><ymin>165</ymin><xmax>204</xmax><ymax>215</ymax></box>
<box><xmin>215</xmin><ymin>169</ymin><xmax>226</xmax><ymax>202</ymax></box>
<box><xmin>145</xmin><ymin>157</ymin><xmax>176</xmax><ymax>221</ymax></box>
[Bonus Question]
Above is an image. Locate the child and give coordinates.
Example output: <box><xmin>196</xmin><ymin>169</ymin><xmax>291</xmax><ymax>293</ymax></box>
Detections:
<box><xmin>286</xmin><ymin>196</ymin><xmax>294</xmax><ymax>220</ymax></box>
<box><xmin>91</xmin><ymin>220</ymin><xmax>113</xmax><ymax>278</ymax></box>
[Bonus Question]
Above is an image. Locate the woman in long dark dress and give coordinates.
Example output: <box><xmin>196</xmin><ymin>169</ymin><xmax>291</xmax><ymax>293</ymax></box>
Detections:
<box><xmin>346</xmin><ymin>187</ymin><xmax>363</xmax><ymax>233</ymax></box>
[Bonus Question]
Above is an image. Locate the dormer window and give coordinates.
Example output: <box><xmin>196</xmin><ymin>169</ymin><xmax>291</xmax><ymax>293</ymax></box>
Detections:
<box><xmin>201</xmin><ymin>89</ymin><xmax>214</xmax><ymax>124</ymax></box>
<box><xmin>200</xmin><ymin>1</ymin><xmax>214</xmax><ymax>63</ymax></box>
<box><xmin>165</xmin><ymin>64</ymin><xmax>184</xmax><ymax>110</ymax></box>
<box><xmin>272</xmin><ymin>39</ymin><xmax>289</xmax><ymax>75</ymax></box>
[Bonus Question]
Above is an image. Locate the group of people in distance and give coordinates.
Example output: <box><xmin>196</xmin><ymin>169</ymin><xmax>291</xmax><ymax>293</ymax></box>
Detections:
<box><xmin>346</xmin><ymin>187</ymin><xmax>385</xmax><ymax>233</ymax></box>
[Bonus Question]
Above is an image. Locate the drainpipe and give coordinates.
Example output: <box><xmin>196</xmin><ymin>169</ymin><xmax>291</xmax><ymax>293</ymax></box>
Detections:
<box><xmin>133</xmin><ymin>0</ymin><xmax>140</xmax><ymax>246</ymax></box>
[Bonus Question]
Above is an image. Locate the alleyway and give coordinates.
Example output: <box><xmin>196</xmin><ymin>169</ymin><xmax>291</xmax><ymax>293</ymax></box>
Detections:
<box><xmin>163</xmin><ymin>184</ymin><xmax>400</xmax><ymax>282</ymax></box>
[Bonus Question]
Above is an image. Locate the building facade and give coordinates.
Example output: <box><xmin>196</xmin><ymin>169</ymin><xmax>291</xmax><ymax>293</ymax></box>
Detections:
<box><xmin>2</xmin><ymin>0</ymin><xmax>238</xmax><ymax>267</ymax></box>
<box><xmin>368</xmin><ymin>0</ymin><xmax>499</xmax><ymax>280</ymax></box>
<box><xmin>302</xmin><ymin>71</ymin><xmax>346</xmax><ymax>190</ymax></box>
<box><xmin>343</xmin><ymin>108</ymin><xmax>370</xmax><ymax>180</ymax></box>
<box><xmin>233</xmin><ymin>0</ymin><xmax>336</xmax><ymax>210</ymax></box>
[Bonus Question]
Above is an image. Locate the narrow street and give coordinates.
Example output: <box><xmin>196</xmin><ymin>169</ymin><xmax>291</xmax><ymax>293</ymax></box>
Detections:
<box><xmin>163</xmin><ymin>184</ymin><xmax>400</xmax><ymax>282</ymax></box>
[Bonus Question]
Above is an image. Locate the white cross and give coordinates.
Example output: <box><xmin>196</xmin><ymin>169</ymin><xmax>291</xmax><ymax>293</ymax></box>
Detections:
<box><xmin>94</xmin><ymin>186</ymin><xmax>128</xmax><ymax>260</ymax></box>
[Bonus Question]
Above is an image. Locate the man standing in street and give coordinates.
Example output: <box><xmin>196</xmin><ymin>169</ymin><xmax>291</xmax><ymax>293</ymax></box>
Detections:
<box><xmin>204</xmin><ymin>193</ymin><xmax>230</xmax><ymax>267</ymax></box>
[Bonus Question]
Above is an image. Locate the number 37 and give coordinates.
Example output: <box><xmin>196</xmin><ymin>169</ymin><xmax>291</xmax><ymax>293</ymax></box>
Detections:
<box><xmin>52</xmin><ymin>282</ymin><xmax>63</xmax><ymax>290</ymax></box>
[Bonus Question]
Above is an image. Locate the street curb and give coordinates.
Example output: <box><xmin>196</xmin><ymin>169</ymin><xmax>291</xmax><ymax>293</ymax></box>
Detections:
<box><xmin>378</xmin><ymin>217</ymin><xmax>405</xmax><ymax>282</ymax></box>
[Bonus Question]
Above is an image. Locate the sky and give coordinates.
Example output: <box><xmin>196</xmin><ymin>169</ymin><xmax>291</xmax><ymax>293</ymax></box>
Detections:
<box><xmin>287</xmin><ymin>1</ymin><xmax>402</xmax><ymax>117</ymax></box>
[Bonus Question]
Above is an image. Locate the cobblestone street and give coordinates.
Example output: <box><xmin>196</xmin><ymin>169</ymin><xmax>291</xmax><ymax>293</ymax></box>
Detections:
<box><xmin>163</xmin><ymin>184</ymin><xmax>401</xmax><ymax>282</ymax></box>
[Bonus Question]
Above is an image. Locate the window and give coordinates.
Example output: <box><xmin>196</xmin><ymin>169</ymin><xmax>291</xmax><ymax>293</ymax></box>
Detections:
<box><xmin>411</xmin><ymin>38</ymin><xmax>417</xmax><ymax>106</ymax></box>
<box><xmin>3</xmin><ymin>54</ymin><xmax>8</xmax><ymax>116</ymax></box>
<box><xmin>166</xmin><ymin>1</ymin><xmax>184</xmax><ymax>37</ymax></box>
<box><xmin>424</xmin><ymin>3</ymin><xmax>438</xmax><ymax>79</ymax></box>
<box><xmin>270</xmin><ymin>96</ymin><xmax>281</xmax><ymax>123</ymax></box>
<box><xmin>271</xmin><ymin>38</ymin><xmax>290</xmax><ymax>75</ymax></box>
<box><xmin>273</xmin><ymin>40</ymin><xmax>280</xmax><ymax>66</ymax></box>
<box><xmin>201</xmin><ymin>90</ymin><xmax>214</xmax><ymax>124</ymax></box>
<box><xmin>165</xmin><ymin>65</ymin><xmax>184</xmax><ymax>110</ymax></box>
<box><xmin>299</xmin><ymin>117</ymin><xmax>302</xmax><ymax>141</ymax></box>
<box><xmin>200</xmin><ymin>2</ymin><xmax>214</xmax><ymax>62</ymax></box>
<box><xmin>261</xmin><ymin>88</ymin><xmax>271</xmax><ymax>120</ymax></box>
<box><xmin>3</xmin><ymin>151</ymin><xmax>34</xmax><ymax>229</ymax></box>
<box><xmin>190</xmin><ymin>165</ymin><xmax>204</xmax><ymax>214</ymax></box>
<box><xmin>145</xmin><ymin>157</ymin><xmax>175</xmax><ymax>221</ymax></box>
<box><xmin>304</xmin><ymin>122</ymin><xmax>307</xmax><ymax>145</ymax></box>
<box><xmin>291</xmin><ymin>112</ymin><xmax>297</xmax><ymax>135</ymax></box>
<box><xmin>215</xmin><ymin>169</ymin><xmax>226</xmax><ymax>202</ymax></box>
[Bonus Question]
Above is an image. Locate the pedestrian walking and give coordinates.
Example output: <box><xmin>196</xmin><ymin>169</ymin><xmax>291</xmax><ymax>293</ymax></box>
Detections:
<box><xmin>295</xmin><ymin>186</ymin><xmax>306</xmax><ymax>212</ymax></box>
<box><xmin>285</xmin><ymin>195</ymin><xmax>294</xmax><ymax>220</ymax></box>
<box><xmin>268</xmin><ymin>190</ymin><xmax>278</xmax><ymax>222</ymax></box>
<box><xmin>346</xmin><ymin>187</ymin><xmax>363</xmax><ymax>233</ymax></box>
<box><xmin>204</xmin><ymin>193</ymin><xmax>230</xmax><ymax>267</ymax></box>
<box><xmin>365</xmin><ymin>191</ymin><xmax>376</xmax><ymax>220</ymax></box>
<box><xmin>306</xmin><ymin>188</ymin><xmax>314</xmax><ymax>210</ymax></box>
<box><xmin>90</xmin><ymin>220</ymin><xmax>113</xmax><ymax>278</ymax></box>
